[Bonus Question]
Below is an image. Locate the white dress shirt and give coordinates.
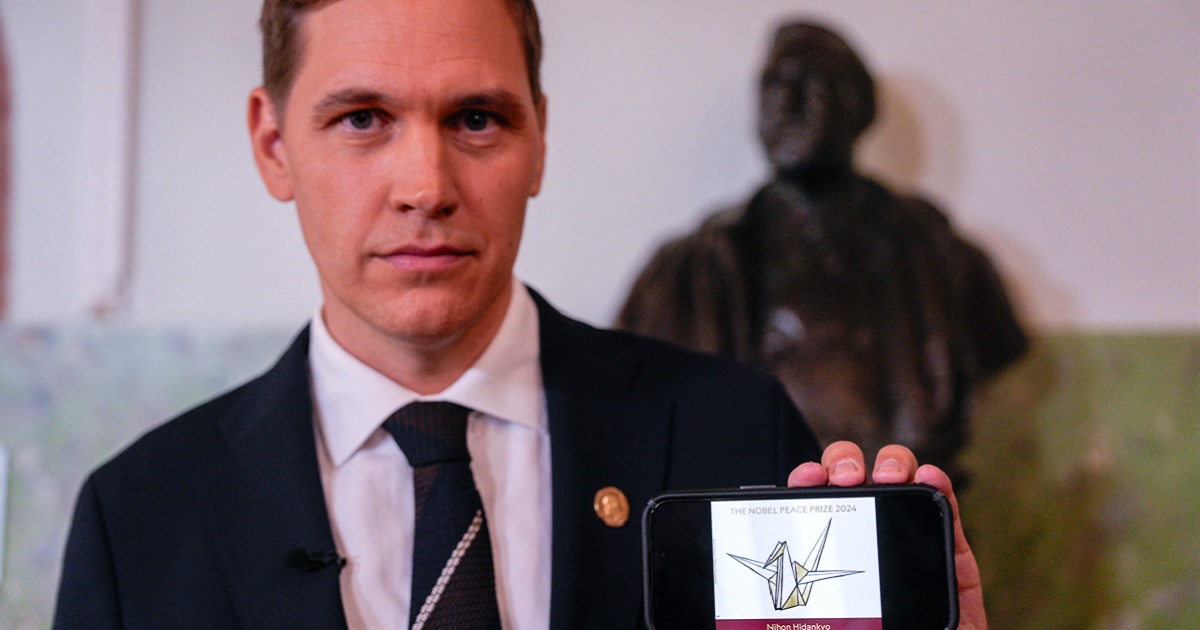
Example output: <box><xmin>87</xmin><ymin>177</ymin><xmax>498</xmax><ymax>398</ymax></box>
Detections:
<box><xmin>308</xmin><ymin>280</ymin><xmax>551</xmax><ymax>630</ymax></box>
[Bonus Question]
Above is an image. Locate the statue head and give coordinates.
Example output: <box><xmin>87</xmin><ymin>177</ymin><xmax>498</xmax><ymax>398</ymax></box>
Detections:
<box><xmin>758</xmin><ymin>22</ymin><xmax>875</xmax><ymax>177</ymax></box>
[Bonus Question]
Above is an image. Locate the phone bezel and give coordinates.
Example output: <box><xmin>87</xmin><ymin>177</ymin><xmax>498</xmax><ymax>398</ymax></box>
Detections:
<box><xmin>642</xmin><ymin>484</ymin><xmax>958</xmax><ymax>630</ymax></box>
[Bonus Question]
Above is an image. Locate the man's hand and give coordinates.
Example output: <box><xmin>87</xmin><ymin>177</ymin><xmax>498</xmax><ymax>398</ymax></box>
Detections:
<box><xmin>788</xmin><ymin>441</ymin><xmax>987</xmax><ymax>630</ymax></box>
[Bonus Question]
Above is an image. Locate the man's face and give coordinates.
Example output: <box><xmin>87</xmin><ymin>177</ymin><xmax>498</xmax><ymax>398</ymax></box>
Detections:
<box><xmin>251</xmin><ymin>0</ymin><xmax>545</xmax><ymax>355</ymax></box>
<box><xmin>759</xmin><ymin>55</ymin><xmax>860</xmax><ymax>174</ymax></box>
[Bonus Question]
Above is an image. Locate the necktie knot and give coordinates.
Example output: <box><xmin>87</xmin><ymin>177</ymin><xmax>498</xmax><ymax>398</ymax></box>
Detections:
<box><xmin>384</xmin><ymin>401</ymin><xmax>472</xmax><ymax>467</ymax></box>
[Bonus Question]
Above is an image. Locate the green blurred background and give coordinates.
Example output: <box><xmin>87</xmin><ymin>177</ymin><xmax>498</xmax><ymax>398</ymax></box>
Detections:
<box><xmin>960</xmin><ymin>333</ymin><xmax>1199</xmax><ymax>628</ymax></box>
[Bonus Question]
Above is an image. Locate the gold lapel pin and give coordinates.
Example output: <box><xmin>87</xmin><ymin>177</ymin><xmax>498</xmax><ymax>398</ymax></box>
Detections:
<box><xmin>593</xmin><ymin>486</ymin><xmax>630</xmax><ymax>528</ymax></box>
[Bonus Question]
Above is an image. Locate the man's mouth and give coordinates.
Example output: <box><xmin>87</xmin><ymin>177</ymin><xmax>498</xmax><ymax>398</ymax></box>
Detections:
<box><xmin>377</xmin><ymin>244</ymin><xmax>473</xmax><ymax>273</ymax></box>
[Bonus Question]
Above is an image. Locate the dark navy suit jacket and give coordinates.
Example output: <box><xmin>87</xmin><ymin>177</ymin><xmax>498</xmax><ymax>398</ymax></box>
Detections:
<box><xmin>54</xmin><ymin>292</ymin><xmax>820</xmax><ymax>629</ymax></box>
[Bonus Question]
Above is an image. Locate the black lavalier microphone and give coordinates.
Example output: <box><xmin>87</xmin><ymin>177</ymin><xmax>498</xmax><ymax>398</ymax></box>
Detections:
<box><xmin>284</xmin><ymin>547</ymin><xmax>346</xmax><ymax>572</ymax></box>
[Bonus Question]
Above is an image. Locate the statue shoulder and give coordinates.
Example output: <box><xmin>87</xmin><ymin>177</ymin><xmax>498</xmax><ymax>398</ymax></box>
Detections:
<box><xmin>616</xmin><ymin>201</ymin><xmax>755</xmax><ymax>353</ymax></box>
<box><xmin>699</xmin><ymin>201</ymin><xmax>751</xmax><ymax>232</ymax></box>
<box><xmin>889</xmin><ymin>189</ymin><xmax>952</xmax><ymax>230</ymax></box>
<box><xmin>642</xmin><ymin>200</ymin><xmax>752</xmax><ymax>265</ymax></box>
<box><xmin>637</xmin><ymin>203</ymin><xmax>747</xmax><ymax>280</ymax></box>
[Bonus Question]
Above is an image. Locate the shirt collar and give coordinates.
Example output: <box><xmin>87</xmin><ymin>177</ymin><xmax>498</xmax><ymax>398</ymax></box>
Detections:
<box><xmin>309</xmin><ymin>279</ymin><xmax>544</xmax><ymax>467</ymax></box>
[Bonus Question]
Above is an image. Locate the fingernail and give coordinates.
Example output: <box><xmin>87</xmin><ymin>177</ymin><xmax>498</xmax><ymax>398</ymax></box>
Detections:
<box><xmin>833</xmin><ymin>459</ymin><xmax>859</xmax><ymax>476</ymax></box>
<box><xmin>877</xmin><ymin>458</ymin><xmax>903</xmax><ymax>474</ymax></box>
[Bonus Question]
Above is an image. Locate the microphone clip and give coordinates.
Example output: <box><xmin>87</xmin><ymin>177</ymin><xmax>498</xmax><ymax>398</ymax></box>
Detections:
<box><xmin>284</xmin><ymin>547</ymin><xmax>346</xmax><ymax>572</ymax></box>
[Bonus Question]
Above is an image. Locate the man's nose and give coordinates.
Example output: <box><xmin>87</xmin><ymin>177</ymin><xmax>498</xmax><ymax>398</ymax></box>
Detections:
<box><xmin>387</xmin><ymin>123</ymin><xmax>458</xmax><ymax>217</ymax></box>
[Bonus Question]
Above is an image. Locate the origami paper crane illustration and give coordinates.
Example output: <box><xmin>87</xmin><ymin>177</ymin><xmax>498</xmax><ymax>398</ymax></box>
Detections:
<box><xmin>727</xmin><ymin>518</ymin><xmax>862</xmax><ymax>609</ymax></box>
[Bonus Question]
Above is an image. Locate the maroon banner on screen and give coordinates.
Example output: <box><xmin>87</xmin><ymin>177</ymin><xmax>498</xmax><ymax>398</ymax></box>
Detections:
<box><xmin>715</xmin><ymin>618</ymin><xmax>882</xmax><ymax>630</ymax></box>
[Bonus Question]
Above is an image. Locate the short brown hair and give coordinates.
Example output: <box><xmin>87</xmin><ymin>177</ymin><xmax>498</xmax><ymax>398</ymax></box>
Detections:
<box><xmin>259</xmin><ymin>0</ymin><xmax>543</xmax><ymax>110</ymax></box>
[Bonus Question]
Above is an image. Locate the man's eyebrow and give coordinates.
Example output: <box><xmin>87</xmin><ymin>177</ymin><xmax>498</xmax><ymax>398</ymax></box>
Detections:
<box><xmin>310</xmin><ymin>89</ymin><xmax>399</xmax><ymax>122</ymax></box>
<box><xmin>452</xmin><ymin>89</ymin><xmax>530</xmax><ymax>125</ymax></box>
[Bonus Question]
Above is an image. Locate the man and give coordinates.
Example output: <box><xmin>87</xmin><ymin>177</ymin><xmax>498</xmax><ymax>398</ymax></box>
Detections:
<box><xmin>54</xmin><ymin>1</ymin><xmax>986</xmax><ymax>628</ymax></box>
<box><xmin>619</xmin><ymin>22</ymin><xmax>1027</xmax><ymax>486</ymax></box>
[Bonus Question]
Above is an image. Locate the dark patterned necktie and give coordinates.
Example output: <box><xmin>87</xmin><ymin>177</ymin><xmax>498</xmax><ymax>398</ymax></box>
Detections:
<box><xmin>384</xmin><ymin>402</ymin><xmax>502</xmax><ymax>630</ymax></box>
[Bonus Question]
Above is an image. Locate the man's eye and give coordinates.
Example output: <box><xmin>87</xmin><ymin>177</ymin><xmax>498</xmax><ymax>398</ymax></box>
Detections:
<box><xmin>461</xmin><ymin>110</ymin><xmax>492</xmax><ymax>132</ymax></box>
<box><xmin>344</xmin><ymin>110</ymin><xmax>378</xmax><ymax>130</ymax></box>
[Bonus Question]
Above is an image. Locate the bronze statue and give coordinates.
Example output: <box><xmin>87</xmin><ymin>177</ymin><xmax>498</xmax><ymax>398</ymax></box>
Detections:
<box><xmin>618</xmin><ymin>22</ymin><xmax>1027</xmax><ymax>484</ymax></box>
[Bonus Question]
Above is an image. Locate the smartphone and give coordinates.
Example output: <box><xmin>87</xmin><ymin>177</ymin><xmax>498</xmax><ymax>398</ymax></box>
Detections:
<box><xmin>643</xmin><ymin>485</ymin><xmax>957</xmax><ymax>630</ymax></box>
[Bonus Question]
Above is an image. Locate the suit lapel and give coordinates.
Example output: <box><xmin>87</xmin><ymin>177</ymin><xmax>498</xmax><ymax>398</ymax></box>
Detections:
<box><xmin>534</xmin><ymin>292</ymin><xmax>670</xmax><ymax>629</ymax></box>
<box><xmin>194</xmin><ymin>329</ymin><xmax>348</xmax><ymax>630</ymax></box>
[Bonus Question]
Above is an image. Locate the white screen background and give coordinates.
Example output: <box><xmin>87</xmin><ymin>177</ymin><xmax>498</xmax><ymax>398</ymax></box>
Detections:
<box><xmin>711</xmin><ymin>497</ymin><xmax>883</xmax><ymax>620</ymax></box>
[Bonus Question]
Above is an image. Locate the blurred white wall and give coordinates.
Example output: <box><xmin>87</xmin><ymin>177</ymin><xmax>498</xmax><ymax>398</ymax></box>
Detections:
<box><xmin>4</xmin><ymin>0</ymin><xmax>1198</xmax><ymax>330</ymax></box>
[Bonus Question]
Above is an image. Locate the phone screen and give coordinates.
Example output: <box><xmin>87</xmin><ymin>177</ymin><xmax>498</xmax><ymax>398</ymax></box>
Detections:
<box><xmin>644</xmin><ymin>486</ymin><xmax>955</xmax><ymax>630</ymax></box>
<box><xmin>712</xmin><ymin>495</ymin><xmax>881</xmax><ymax>629</ymax></box>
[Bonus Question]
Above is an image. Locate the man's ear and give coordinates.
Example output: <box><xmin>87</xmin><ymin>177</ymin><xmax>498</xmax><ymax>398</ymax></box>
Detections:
<box><xmin>529</xmin><ymin>95</ymin><xmax>548</xmax><ymax>198</ymax></box>
<box><xmin>247</xmin><ymin>87</ymin><xmax>294</xmax><ymax>202</ymax></box>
